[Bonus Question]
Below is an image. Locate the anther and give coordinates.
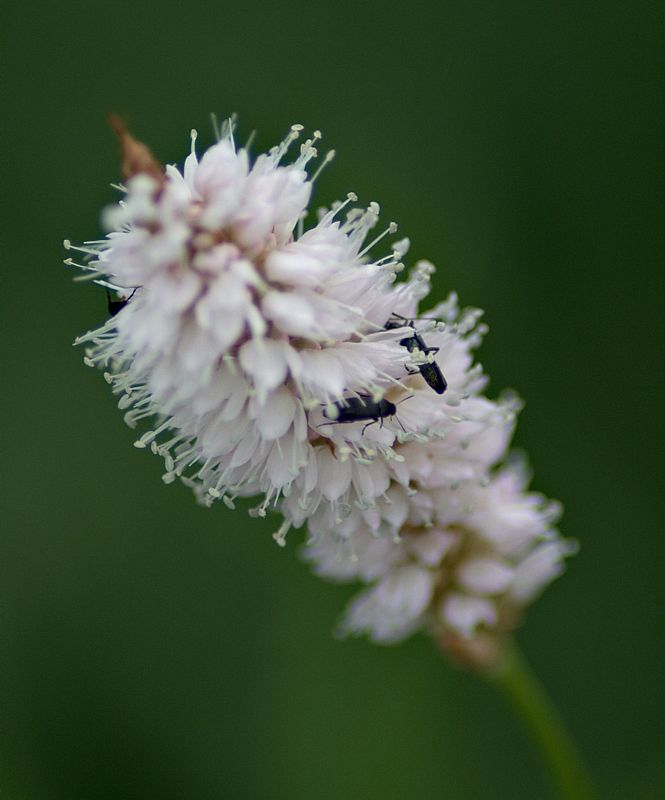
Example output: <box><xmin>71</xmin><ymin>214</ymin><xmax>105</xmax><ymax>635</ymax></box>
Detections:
<box><xmin>358</xmin><ymin>221</ymin><xmax>397</xmax><ymax>258</ymax></box>
<box><xmin>272</xmin><ymin>520</ymin><xmax>290</xmax><ymax>547</ymax></box>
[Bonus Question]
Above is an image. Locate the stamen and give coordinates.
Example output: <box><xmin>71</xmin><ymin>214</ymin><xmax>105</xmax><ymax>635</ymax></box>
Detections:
<box><xmin>311</xmin><ymin>149</ymin><xmax>335</xmax><ymax>182</ymax></box>
<box><xmin>219</xmin><ymin>114</ymin><xmax>238</xmax><ymax>148</ymax></box>
<box><xmin>273</xmin><ymin>519</ymin><xmax>291</xmax><ymax>547</ymax></box>
<box><xmin>210</xmin><ymin>112</ymin><xmax>221</xmax><ymax>141</ymax></box>
<box><xmin>273</xmin><ymin>124</ymin><xmax>304</xmax><ymax>163</ymax></box>
<box><xmin>63</xmin><ymin>240</ymin><xmax>101</xmax><ymax>257</ymax></box>
<box><xmin>358</xmin><ymin>221</ymin><xmax>398</xmax><ymax>258</ymax></box>
<box><xmin>319</xmin><ymin>192</ymin><xmax>359</xmax><ymax>226</ymax></box>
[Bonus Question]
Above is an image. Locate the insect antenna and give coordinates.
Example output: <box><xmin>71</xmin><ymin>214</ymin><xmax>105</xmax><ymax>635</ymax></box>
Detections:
<box><xmin>394</xmin><ymin>393</ymin><xmax>414</xmax><ymax>433</ymax></box>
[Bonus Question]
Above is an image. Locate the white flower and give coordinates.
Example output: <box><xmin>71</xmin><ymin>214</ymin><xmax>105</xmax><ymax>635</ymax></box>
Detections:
<box><xmin>68</xmin><ymin>120</ymin><xmax>447</xmax><ymax>526</ymax></box>
<box><xmin>303</xmin><ymin>461</ymin><xmax>575</xmax><ymax>646</ymax></box>
<box><xmin>68</xmin><ymin>116</ymin><xmax>573</xmax><ymax>657</ymax></box>
<box><xmin>342</xmin><ymin>564</ymin><xmax>435</xmax><ymax>643</ymax></box>
<box><xmin>280</xmin><ymin>295</ymin><xmax>518</xmax><ymax>539</ymax></box>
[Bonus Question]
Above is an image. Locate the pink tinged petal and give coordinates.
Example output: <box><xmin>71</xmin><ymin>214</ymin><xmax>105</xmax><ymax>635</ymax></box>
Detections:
<box><xmin>305</xmin><ymin>538</ymin><xmax>362</xmax><ymax>582</ymax></box>
<box><xmin>149</xmin><ymin>269</ymin><xmax>201</xmax><ymax>313</ymax></box>
<box><xmin>212</xmin><ymin>314</ymin><xmax>245</xmax><ymax>353</ymax></box>
<box><xmin>303</xmin><ymin>293</ymin><xmax>363</xmax><ymax>334</ymax></box>
<box><xmin>352</xmin><ymin>465</ymin><xmax>375</xmax><ymax>502</ymax></box>
<box><xmin>195</xmin><ymin>146</ymin><xmax>249</xmax><ymax>229</ymax></box>
<box><xmin>255</xmin><ymin>388</ymin><xmax>296</xmax><ymax>440</ymax></box>
<box><xmin>239</xmin><ymin>339</ymin><xmax>288</xmax><ymax>395</ymax></box>
<box><xmin>175</xmin><ymin>323</ymin><xmax>216</xmax><ymax>372</ymax></box>
<box><xmin>228</xmin><ymin>427</ymin><xmax>260</xmax><ymax>468</ymax></box>
<box><xmin>355</xmin><ymin>535</ymin><xmax>405</xmax><ymax>582</ymax></box>
<box><xmin>344</xmin><ymin>565</ymin><xmax>434</xmax><ymax>644</ymax></box>
<box><xmin>302</xmin><ymin>448</ymin><xmax>319</xmax><ymax>494</ymax></box>
<box><xmin>194</xmin><ymin>286</ymin><xmax>247</xmax><ymax>352</ymax></box>
<box><xmin>272</xmin><ymin>169</ymin><xmax>311</xmax><ymax>224</ymax></box>
<box><xmin>164</xmin><ymin>163</ymin><xmax>186</xmax><ymax>188</ymax></box>
<box><xmin>219</xmin><ymin>375</ymin><xmax>250</xmax><ymax>421</ymax></box>
<box><xmin>510</xmin><ymin>542</ymin><xmax>571</xmax><ymax>603</ymax></box>
<box><xmin>199</xmin><ymin>274</ymin><xmax>252</xmax><ymax>316</ymax></box>
<box><xmin>441</xmin><ymin>593</ymin><xmax>497</xmax><ymax>636</ymax></box>
<box><xmin>317</xmin><ymin>448</ymin><xmax>352</xmax><ymax>502</ymax></box>
<box><xmin>389</xmin><ymin>458</ymin><xmax>411</xmax><ymax>487</ymax></box>
<box><xmin>457</xmin><ymin>557</ymin><xmax>515</xmax><ymax>595</ymax></box>
<box><xmin>407</xmin><ymin>491</ymin><xmax>434</xmax><ymax>529</ymax></box>
<box><xmin>262</xmin><ymin>290</ymin><xmax>316</xmax><ymax>337</ymax></box>
<box><xmin>264</xmin><ymin>249</ymin><xmax>336</xmax><ymax>287</ymax></box>
<box><xmin>407</xmin><ymin>529</ymin><xmax>458</xmax><ymax>568</ymax></box>
<box><xmin>201</xmin><ymin>414</ymin><xmax>249</xmax><ymax>456</ymax></box>
<box><xmin>282</xmin><ymin>346</ymin><xmax>303</xmax><ymax>382</ymax></box>
<box><xmin>183</xmin><ymin>149</ymin><xmax>199</xmax><ymax>191</ymax></box>
<box><xmin>352</xmin><ymin>459</ymin><xmax>390</xmax><ymax>503</ymax></box>
<box><xmin>194</xmin><ymin>140</ymin><xmax>247</xmax><ymax>194</ymax></box>
<box><xmin>293</xmin><ymin>400</ymin><xmax>308</xmax><ymax>441</ymax></box>
<box><xmin>190</xmin><ymin>369</ymin><xmax>236</xmax><ymax>415</ymax></box>
<box><xmin>380</xmin><ymin>486</ymin><xmax>410</xmax><ymax>530</ymax></box>
<box><xmin>299</xmin><ymin>350</ymin><xmax>346</xmax><ymax>397</ymax></box>
<box><xmin>365</xmin><ymin>508</ymin><xmax>383</xmax><ymax>533</ymax></box>
<box><xmin>367</xmin><ymin>459</ymin><xmax>391</xmax><ymax>497</ymax></box>
<box><xmin>266</xmin><ymin>432</ymin><xmax>298</xmax><ymax>488</ymax></box>
<box><xmin>231</xmin><ymin>200</ymin><xmax>275</xmax><ymax>249</ymax></box>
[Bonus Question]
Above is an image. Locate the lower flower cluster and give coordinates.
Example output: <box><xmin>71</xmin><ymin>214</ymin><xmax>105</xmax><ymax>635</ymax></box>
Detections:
<box><xmin>69</xmin><ymin>117</ymin><xmax>575</xmax><ymax>661</ymax></box>
<box><xmin>304</xmin><ymin>460</ymin><xmax>573</xmax><ymax>650</ymax></box>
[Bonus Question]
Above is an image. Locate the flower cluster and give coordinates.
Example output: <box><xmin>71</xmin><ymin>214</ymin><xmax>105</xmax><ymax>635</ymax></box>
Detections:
<box><xmin>67</xmin><ymin>117</ymin><xmax>574</xmax><ymax>662</ymax></box>
<box><xmin>304</xmin><ymin>460</ymin><xmax>573</xmax><ymax>648</ymax></box>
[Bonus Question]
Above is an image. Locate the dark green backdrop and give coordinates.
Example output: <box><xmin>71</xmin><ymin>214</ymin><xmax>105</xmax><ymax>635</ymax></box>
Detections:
<box><xmin>2</xmin><ymin>2</ymin><xmax>663</xmax><ymax>798</ymax></box>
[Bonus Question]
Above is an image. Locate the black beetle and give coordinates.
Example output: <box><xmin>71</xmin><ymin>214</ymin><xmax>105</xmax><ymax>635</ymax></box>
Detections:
<box><xmin>385</xmin><ymin>314</ymin><xmax>447</xmax><ymax>395</ymax></box>
<box><xmin>321</xmin><ymin>394</ymin><xmax>406</xmax><ymax>435</ymax></box>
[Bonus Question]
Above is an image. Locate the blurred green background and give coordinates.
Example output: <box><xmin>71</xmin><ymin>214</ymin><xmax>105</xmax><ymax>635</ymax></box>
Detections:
<box><xmin>2</xmin><ymin>1</ymin><xmax>663</xmax><ymax>798</ymax></box>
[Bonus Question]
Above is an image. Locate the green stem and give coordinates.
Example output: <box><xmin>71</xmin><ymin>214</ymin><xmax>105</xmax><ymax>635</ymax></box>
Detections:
<box><xmin>485</xmin><ymin>641</ymin><xmax>599</xmax><ymax>800</ymax></box>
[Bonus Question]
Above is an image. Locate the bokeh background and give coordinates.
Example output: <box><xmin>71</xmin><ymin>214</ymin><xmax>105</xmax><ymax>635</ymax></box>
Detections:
<box><xmin>2</xmin><ymin>2</ymin><xmax>663</xmax><ymax>798</ymax></box>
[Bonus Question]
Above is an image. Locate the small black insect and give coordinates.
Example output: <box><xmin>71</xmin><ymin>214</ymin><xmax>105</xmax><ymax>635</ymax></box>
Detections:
<box><xmin>106</xmin><ymin>288</ymin><xmax>137</xmax><ymax>317</ymax></box>
<box><xmin>321</xmin><ymin>394</ymin><xmax>407</xmax><ymax>435</ymax></box>
<box><xmin>385</xmin><ymin>314</ymin><xmax>447</xmax><ymax>395</ymax></box>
